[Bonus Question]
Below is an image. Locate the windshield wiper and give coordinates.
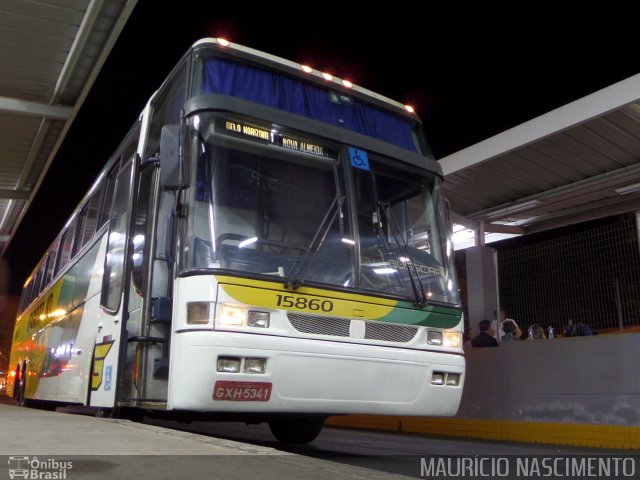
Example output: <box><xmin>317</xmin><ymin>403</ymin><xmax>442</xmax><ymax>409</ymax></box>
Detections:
<box><xmin>285</xmin><ymin>163</ymin><xmax>345</xmax><ymax>290</ymax></box>
<box><xmin>285</xmin><ymin>194</ymin><xmax>342</xmax><ymax>290</ymax></box>
<box><xmin>378</xmin><ymin>201</ymin><xmax>428</xmax><ymax>308</ymax></box>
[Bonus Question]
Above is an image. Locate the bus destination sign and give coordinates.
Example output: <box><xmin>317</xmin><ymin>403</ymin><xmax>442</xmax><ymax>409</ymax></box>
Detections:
<box><xmin>223</xmin><ymin>119</ymin><xmax>335</xmax><ymax>159</ymax></box>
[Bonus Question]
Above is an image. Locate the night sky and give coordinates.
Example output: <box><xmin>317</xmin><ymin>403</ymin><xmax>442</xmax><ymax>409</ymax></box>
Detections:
<box><xmin>4</xmin><ymin>3</ymin><xmax>640</xmax><ymax>293</ymax></box>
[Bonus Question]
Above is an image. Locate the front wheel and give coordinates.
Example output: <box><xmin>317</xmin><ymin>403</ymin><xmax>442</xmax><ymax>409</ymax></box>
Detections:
<box><xmin>268</xmin><ymin>416</ymin><xmax>325</xmax><ymax>444</ymax></box>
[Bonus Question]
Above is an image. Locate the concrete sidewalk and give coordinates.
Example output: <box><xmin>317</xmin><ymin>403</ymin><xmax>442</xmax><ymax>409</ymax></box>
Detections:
<box><xmin>0</xmin><ymin>403</ymin><xmax>279</xmax><ymax>456</ymax></box>
<box><xmin>0</xmin><ymin>403</ymin><xmax>413</xmax><ymax>480</ymax></box>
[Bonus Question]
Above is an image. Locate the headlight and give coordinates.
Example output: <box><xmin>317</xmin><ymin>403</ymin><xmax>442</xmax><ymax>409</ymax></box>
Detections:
<box><xmin>218</xmin><ymin>305</ymin><xmax>246</xmax><ymax>327</ymax></box>
<box><xmin>431</xmin><ymin>372</ymin><xmax>445</xmax><ymax>385</ymax></box>
<box><xmin>217</xmin><ymin>356</ymin><xmax>241</xmax><ymax>373</ymax></box>
<box><xmin>244</xmin><ymin>358</ymin><xmax>267</xmax><ymax>374</ymax></box>
<box><xmin>427</xmin><ymin>331</ymin><xmax>443</xmax><ymax>345</ymax></box>
<box><xmin>446</xmin><ymin>373</ymin><xmax>461</xmax><ymax>386</ymax></box>
<box><xmin>427</xmin><ymin>330</ymin><xmax>461</xmax><ymax>348</ymax></box>
<box><xmin>247</xmin><ymin>311</ymin><xmax>270</xmax><ymax>328</ymax></box>
<box><xmin>443</xmin><ymin>331</ymin><xmax>461</xmax><ymax>348</ymax></box>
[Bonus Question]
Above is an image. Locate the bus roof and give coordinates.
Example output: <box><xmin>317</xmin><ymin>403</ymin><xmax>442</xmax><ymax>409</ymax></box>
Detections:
<box><xmin>192</xmin><ymin>38</ymin><xmax>419</xmax><ymax>121</ymax></box>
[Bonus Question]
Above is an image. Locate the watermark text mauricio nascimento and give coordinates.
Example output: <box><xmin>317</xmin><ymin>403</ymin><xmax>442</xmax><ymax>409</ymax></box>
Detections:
<box><xmin>420</xmin><ymin>456</ymin><xmax>637</xmax><ymax>478</ymax></box>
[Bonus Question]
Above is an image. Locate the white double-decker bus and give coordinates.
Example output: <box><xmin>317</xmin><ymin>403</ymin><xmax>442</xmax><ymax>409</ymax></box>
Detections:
<box><xmin>8</xmin><ymin>38</ymin><xmax>464</xmax><ymax>443</ymax></box>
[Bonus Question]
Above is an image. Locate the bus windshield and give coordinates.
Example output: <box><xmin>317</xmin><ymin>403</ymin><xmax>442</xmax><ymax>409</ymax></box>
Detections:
<box><xmin>183</xmin><ymin>112</ymin><xmax>460</xmax><ymax>306</ymax></box>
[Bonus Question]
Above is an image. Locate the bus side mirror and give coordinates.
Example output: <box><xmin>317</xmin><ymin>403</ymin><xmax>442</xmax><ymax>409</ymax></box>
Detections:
<box><xmin>160</xmin><ymin>124</ymin><xmax>190</xmax><ymax>190</ymax></box>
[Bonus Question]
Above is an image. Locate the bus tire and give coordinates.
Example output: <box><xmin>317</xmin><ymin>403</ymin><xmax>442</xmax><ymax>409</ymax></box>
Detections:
<box><xmin>268</xmin><ymin>416</ymin><xmax>325</xmax><ymax>444</ymax></box>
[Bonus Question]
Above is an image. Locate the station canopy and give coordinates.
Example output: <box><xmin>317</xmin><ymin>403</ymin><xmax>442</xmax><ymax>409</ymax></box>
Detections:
<box><xmin>439</xmin><ymin>73</ymin><xmax>640</xmax><ymax>250</ymax></box>
<box><xmin>0</xmin><ymin>0</ymin><xmax>136</xmax><ymax>256</ymax></box>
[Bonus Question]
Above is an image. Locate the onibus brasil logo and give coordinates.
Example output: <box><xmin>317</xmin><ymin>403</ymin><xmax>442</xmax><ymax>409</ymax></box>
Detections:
<box><xmin>8</xmin><ymin>456</ymin><xmax>72</xmax><ymax>479</ymax></box>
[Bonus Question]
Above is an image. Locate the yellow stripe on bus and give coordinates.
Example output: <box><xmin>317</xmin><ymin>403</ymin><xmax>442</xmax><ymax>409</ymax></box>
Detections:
<box><xmin>220</xmin><ymin>283</ymin><xmax>395</xmax><ymax>319</ymax></box>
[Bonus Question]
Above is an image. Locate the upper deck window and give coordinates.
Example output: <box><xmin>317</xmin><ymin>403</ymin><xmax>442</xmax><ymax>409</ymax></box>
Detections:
<box><xmin>197</xmin><ymin>57</ymin><xmax>422</xmax><ymax>154</ymax></box>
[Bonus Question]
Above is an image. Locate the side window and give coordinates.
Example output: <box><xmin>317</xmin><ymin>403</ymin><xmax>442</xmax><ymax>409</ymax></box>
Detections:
<box><xmin>20</xmin><ymin>279</ymin><xmax>32</xmax><ymax>312</ymax></box>
<box><xmin>99</xmin><ymin>165</ymin><xmax>119</xmax><ymax>228</ymax></box>
<box><xmin>131</xmin><ymin>165</ymin><xmax>155</xmax><ymax>293</ymax></box>
<box><xmin>56</xmin><ymin>220</ymin><xmax>77</xmax><ymax>275</ymax></box>
<box><xmin>73</xmin><ymin>206</ymin><xmax>89</xmax><ymax>257</ymax></box>
<box><xmin>101</xmin><ymin>159</ymin><xmax>135</xmax><ymax>312</ymax></box>
<box><xmin>143</xmin><ymin>60</ymin><xmax>189</xmax><ymax>159</ymax></box>
<box><xmin>34</xmin><ymin>263</ymin><xmax>45</xmax><ymax>298</ymax></box>
<box><xmin>98</xmin><ymin>165</ymin><xmax>118</xmax><ymax>228</ymax></box>
<box><xmin>75</xmin><ymin>183</ymin><xmax>104</xmax><ymax>255</ymax></box>
<box><xmin>41</xmin><ymin>253</ymin><xmax>54</xmax><ymax>290</ymax></box>
<box><xmin>45</xmin><ymin>238</ymin><xmax>60</xmax><ymax>285</ymax></box>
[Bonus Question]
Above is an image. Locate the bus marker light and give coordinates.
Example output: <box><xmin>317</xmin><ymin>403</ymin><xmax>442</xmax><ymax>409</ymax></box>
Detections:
<box><xmin>247</xmin><ymin>311</ymin><xmax>270</xmax><ymax>328</ymax></box>
<box><xmin>342</xmin><ymin>80</ymin><xmax>353</xmax><ymax>88</ymax></box>
<box><xmin>431</xmin><ymin>372</ymin><xmax>445</xmax><ymax>385</ymax></box>
<box><xmin>244</xmin><ymin>358</ymin><xmax>267</xmax><ymax>374</ymax></box>
<box><xmin>217</xmin><ymin>357</ymin><xmax>241</xmax><ymax>373</ymax></box>
<box><xmin>446</xmin><ymin>373</ymin><xmax>460</xmax><ymax>386</ymax></box>
<box><xmin>187</xmin><ymin>302</ymin><xmax>210</xmax><ymax>324</ymax></box>
<box><xmin>301</xmin><ymin>65</ymin><xmax>313</xmax><ymax>73</ymax></box>
<box><xmin>404</xmin><ymin>105</ymin><xmax>415</xmax><ymax>113</ymax></box>
<box><xmin>427</xmin><ymin>331</ymin><xmax>443</xmax><ymax>345</ymax></box>
<box><xmin>216</xmin><ymin>38</ymin><xmax>230</xmax><ymax>47</ymax></box>
<box><xmin>322</xmin><ymin>72</ymin><xmax>333</xmax><ymax>81</ymax></box>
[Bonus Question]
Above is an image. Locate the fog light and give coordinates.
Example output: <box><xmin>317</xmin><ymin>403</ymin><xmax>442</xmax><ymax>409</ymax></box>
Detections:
<box><xmin>247</xmin><ymin>311</ymin><xmax>270</xmax><ymax>328</ymax></box>
<box><xmin>443</xmin><ymin>331</ymin><xmax>461</xmax><ymax>348</ymax></box>
<box><xmin>218</xmin><ymin>305</ymin><xmax>246</xmax><ymax>327</ymax></box>
<box><xmin>187</xmin><ymin>302</ymin><xmax>210</xmax><ymax>324</ymax></box>
<box><xmin>427</xmin><ymin>331</ymin><xmax>443</xmax><ymax>345</ymax></box>
<box><xmin>446</xmin><ymin>373</ymin><xmax>460</xmax><ymax>386</ymax></box>
<box><xmin>217</xmin><ymin>357</ymin><xmax>241</xmax><ymax>373</ymax></box>
<box><xmin>431</xmin><ymin>372</ymin><xmax>445</xmax><ymax>385</ymax></box>
<box><xmin>244</xmin><ymin>357</ymin><xmax>267</xmax><ymax>374</ymax></box>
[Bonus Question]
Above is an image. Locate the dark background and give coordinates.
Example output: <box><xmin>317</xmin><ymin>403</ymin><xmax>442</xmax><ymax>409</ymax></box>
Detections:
<box><xmin>4</xmin><ymin>3</ymin><xmax>640</xmax><ymax>293</ymax></box>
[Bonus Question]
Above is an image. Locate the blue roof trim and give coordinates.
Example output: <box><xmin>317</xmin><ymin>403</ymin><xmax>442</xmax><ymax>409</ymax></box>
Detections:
<box><xmin>201</xmin><ymin>59</ymin><xmax>418</xmax><ymax>153</ymax></box>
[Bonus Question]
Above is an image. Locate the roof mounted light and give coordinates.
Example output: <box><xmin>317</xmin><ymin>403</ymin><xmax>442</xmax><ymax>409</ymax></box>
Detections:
<box><xmin>342</xmin><ymin>80</ymin><xmax>353</xmax><ymax>88</ymax></box>
<box><xmin>216</xmin><ymin>38</ymin><xmax>230</xmax><ymax>47</ymax></box>
<box><xmin>404</xmin><ymin>105</ymin><xmax>415</xmax><ymax>113</ymax></box>
<box><xmin>322</xmin><ymin>72</ymin><xmax>333</xmax><ymax>81</ymax></box>
<box><xmin>615</xmin><ymin>182</ymin><xmax>640</xmax><ymax>195</ymax></box>
<box><xmin>484</xmin><ymin>200</ymin><xmax>541</xmax><ymax>219</ymax></box>
<box><xmin>301</xmin><ymin>65</ymin><xmax>313</xmax><ymax>73</ymax></box>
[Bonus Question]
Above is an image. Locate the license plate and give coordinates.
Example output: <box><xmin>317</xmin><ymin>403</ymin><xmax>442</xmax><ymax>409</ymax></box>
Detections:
<box><xmin>213</xmin><ymin>381</ymin><xmax>272</xmax><ymax>401</ymax></box>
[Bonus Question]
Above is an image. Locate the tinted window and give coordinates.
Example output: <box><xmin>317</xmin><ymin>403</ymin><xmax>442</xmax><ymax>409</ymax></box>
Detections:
<box><xmin>101</xmin><ymin>160</ymin><xmax>135</xmax><ymax>312</ymax></box>
<box><xmin>56</xmin><ymin>220</ymin><xmax>77</xmax><ymax>275</ymax></box>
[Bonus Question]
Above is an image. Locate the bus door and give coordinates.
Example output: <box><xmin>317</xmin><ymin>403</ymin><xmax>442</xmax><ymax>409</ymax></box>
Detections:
<box><xmin>90</xmin><ymin>156</ymin><xmax>137</xmax><ymax>408</ymax></box>
<box><xmin>123</xmin><ymin>160</ymin><xmax>174</xmax><ymax>405</ymax></box>
<box><xmin>91</xmin><ymin>155</ymin><xmax>173</xmax><ymax>408</ymax></box>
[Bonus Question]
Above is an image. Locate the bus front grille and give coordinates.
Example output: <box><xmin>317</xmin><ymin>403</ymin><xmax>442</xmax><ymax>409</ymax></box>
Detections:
<box><xmin>364</xmin><ymin>322</ymin><xmax>418</xmax><ymax>343</ymax></box>
<box><xmin>287</xmin><ymin>314</ymin><xmax>351</xmax><ymax>337</ymax></box>
<box><xmin>287</xmin><ymin>313</ymin><xmax>418</xmax><ymax>343</ymax></box>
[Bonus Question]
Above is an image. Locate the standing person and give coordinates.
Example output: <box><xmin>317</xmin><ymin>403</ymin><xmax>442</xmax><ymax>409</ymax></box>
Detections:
<box><xmin>471</xmin><ymin>320</ymin><xmax>499</xmax><ymax>347</ymax></box>
<box><xmin>490</xmin><ymin>309</ymin><xmax>522</xmax><ymax>341</ymax></box>
<box><xmin>501</xmin><ymin>321</ymin><xmax>519</xmax><ymax>341</ymax></box>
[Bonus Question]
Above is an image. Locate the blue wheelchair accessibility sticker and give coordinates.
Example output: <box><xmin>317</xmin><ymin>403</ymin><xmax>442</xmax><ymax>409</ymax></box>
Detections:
<box><xmin>349</xmin><ymin>147</ymin><xmax>369</xmax><ymax>171</ymax></box>
<box><xmin>105</xmin><ymin>365</ymin><xmax>112</xmax><ymax>391</ymax></box>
